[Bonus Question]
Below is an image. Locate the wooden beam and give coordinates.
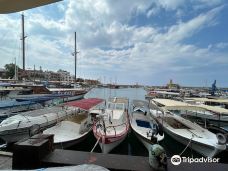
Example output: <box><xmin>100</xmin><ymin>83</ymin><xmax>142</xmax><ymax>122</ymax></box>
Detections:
<box><xmin>0</xmin><ymin>0</ymin><xmax>62</xmax><ymax>14</ymax></box>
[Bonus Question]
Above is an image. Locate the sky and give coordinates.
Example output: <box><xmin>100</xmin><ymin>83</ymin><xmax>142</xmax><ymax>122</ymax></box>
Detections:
<box><xmin>0</xmin><ymin>0</ymin><xmax>228</xmax><ymax>87</ymax></box>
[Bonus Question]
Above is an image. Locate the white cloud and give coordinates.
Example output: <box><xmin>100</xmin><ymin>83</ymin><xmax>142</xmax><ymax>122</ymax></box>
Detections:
<box><xmin>156</xmin><ymin>0</ymin><xmax>185</xmax><ymax>10</ymax></box>
<box><xmin>0</xmin><ymin>0</ymin><xmax>227</xmax><ymax>85</ymax></box>
<box><xmin>215</xmin><ymin>42</ymin><xmax>228</xmax><ymax>49</ymax></box>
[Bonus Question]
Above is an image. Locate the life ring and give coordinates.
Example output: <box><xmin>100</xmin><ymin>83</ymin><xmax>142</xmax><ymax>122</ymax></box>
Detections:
<box><xmin>216</xmin><ymin>133</ymin><xmax>227</xmax><ymax>145</ymax></box>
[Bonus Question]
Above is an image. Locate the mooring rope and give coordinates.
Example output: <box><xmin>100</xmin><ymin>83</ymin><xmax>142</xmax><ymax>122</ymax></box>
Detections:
<box><xmin>179</xmin><ymin>134</ymin><xmax>194</xmax><ymax>156</ymax></box>
<box><xmin>91</xmin><ymin>136</ymin><xmax>101</xmax><ymax>153</ymax></box>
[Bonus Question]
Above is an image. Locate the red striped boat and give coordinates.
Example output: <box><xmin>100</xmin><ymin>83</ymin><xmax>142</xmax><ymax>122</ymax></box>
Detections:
<box><xmin>93</xmin><ymin>97</ymin><xmax>129</xmax><ymax>154</ymax></box>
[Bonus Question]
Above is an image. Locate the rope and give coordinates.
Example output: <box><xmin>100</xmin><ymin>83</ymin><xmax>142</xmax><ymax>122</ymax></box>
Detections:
<box><xmin>179</xmin><ymin>134</ymin><xmax>194</xmax><ymax>156</ymax></box>
<box><xmin>91</xmin><ymin>136</ymin><xmax>101</xmax><ymax>153</ymax></box>
<box><xmin>60</xmin><ymin>142</ymin><xmax>64</xmax><ymax>150</ymax></box>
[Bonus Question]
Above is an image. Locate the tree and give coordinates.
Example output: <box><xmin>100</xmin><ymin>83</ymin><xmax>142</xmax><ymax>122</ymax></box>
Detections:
<box><xmin>4</xmin><ymin>63</ymin><xmax>21</xmax><ymax>79</ymax></box>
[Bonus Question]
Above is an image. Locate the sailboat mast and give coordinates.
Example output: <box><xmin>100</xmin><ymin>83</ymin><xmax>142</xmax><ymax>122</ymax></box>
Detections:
<box><xmin>14</xmin><ymin>58</ymin><xmax>17</xmax><ymax>80</ymax></box>
<box><xmin>21</xmin><ymin>13</ymin><xmax>26</xmax><ymax>71</ymax></box>
<box><xmin>74</xmin><ymin>32</ymin><xmax>77</xmax><ymax>83</ymax></box>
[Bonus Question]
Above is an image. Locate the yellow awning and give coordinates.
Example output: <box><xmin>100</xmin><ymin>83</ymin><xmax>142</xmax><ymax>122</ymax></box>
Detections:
<box><xmin>186</xmin><ymin>97</ymin><xmax>228</xmax><ymax>104</ymax></box>
<box><xmin>152</xmin><ymin>98</ymin><xmax>228</xmax><ymax>115</ymax></box>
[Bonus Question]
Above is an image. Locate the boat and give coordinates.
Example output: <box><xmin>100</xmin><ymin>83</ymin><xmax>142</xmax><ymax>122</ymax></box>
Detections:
<box><xmin>0</xmin><ymin>105</ymin><xmax>80</xmax><ymax>143</ymax></box>
<box><xmin>129</xmin><ymin>100</ymin><xmax>164</xmax><ymax>151</ymax></box>
<box><xmin>14</xmin><ymin>87</ymin><xmax>87</xmax><ymax>104</ymax></box>
<box><xmin>0</xmin><ymin>99</ymin><xmax>43</xmax><ymax>121</ymax></box>
<box><xmin>5</xmin><ymin>84</ymin><xmax>88</xmax><ymax>104</ymax></box>
<box><xmin>48</xmin><ymin>88</ymin><xmax>88</xmax><ymax>102</ymax></box>
<box><xmin>93</xmin><ymin>97</ymin><xmax>130</xmax><ymax>154</ymax></box>
<box><xmin>183</xmin><ymin>98</ymin><xmax>228</xmax><ymax>122</ymax></box>
<box><xmin>150</xmin><ymin>99</ymin><xmax>227</xmax><ymax>157</ymax></box>
<box><xmin>43</xmin><ymin>98</ymin><xmax>104</xmax><ymax>148</ymax></box>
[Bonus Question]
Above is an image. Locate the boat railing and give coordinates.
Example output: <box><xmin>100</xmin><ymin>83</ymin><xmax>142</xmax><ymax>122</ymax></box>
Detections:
<box><xmin>105</xmin><ymin>122</ymin><xmax>128</xmax><ymax>136</ymax></box>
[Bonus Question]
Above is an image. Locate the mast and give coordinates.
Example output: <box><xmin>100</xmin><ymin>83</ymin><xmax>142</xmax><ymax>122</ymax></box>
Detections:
<box><xmin>14</xmin><ymin>58</ymin><xmax>17</xmax><ymax>81</ymax></box>
<box><xmin>21</xmin><ymin>13</ymin><xmax>26</xmax><ymax>71</ymax></box>
<box><xmin>74</xmin><ymin>32</ymin><xmax>79</xmax><ymax>84</ymax></box>
<box><xmin>74</xmin><ymin>32</ymin><xmax>77</xmax><ymax>83</ymax></box>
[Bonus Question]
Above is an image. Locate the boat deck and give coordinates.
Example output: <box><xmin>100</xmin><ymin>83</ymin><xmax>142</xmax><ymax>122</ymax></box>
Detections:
<box><xmin>109</xmin><ymin>98</ymin><xmax>128</xmax><ymax>105</ymax></box>
<box><xmin>132</xmin><ymin>100</ymin><xmax>149</xmax><ymax>109</ymax></box>
<box><xmin>164</xmin><ymin>117</ymin><xmax>190</xmax><ymax>129</ymax></box>
<box><xmin>20</xmin><ymin>106</ymin><xmax>62</xmax><ymax>117</ymax></box>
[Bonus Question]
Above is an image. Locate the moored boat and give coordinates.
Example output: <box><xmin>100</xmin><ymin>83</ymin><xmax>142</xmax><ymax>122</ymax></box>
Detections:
<box><xmin>150</xmin><ymin>99</ymin><xmax>227</xmax><ymax>157</ymax></box>
<box><xmin>130</xmin><ymin>100</ymin><xmax>164</xmax><ymax>151</ymax></box>
<box><xmin>0</xmin><ymin>105</ymin><xmax>79</xmax><ymax>143</ymax></box>
<box><xmin>0</xmin><ymin>99</ymin><xmax>42</xmax><ymax>121</ymax></box>
<box><xmin>43</xmin><ymin>98</ymin><xmax>104</xmax><ymax>148</ymax></box>
<box><xmin>93</xmin><ymin>97</ymin><xmax>129</xmax><ymax>154</ymax></box>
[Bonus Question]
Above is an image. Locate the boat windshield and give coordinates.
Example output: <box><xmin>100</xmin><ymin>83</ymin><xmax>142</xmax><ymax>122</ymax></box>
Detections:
<box><xmin>115</xmin><ymin>103</ymin><xmax>124</xmax><ymax>110</ymax></box>
<box><xmin>108</xmin><ymin>103</ymin><xmax>115</xmax><ymax>110</ymax></box>
<box><xmin>107</xmin><ymin>103</ymin><xmax>124</xmax><ymax>110</ymax></box>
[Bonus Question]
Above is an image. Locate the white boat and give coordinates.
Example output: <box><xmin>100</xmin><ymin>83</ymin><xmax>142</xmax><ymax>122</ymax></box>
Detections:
<box><xmin>43</xmin><ymin>120</ymin><xmax>90</xmax><ymax>149</ymax></box>
<box><xmin>44</xmin><ymin>98</ymin><xmax>104</xmax><ymax>148</ymax></box>
<box><xmin>130</xmin><ymin>100</ymin><xmax>164</xmax><ymax>151</ymax></box>
<box><xmin>150</xmin><ymin>99</ymin><xmax>227</xmax><ymax>157</ymax></box>
<box><xmin>0</xmin><ymin>106</ymin><xmax>79</xmax><ymax>143</ymax></box>
<box><xmin>93</xmin><ymin>97</ymin><xmax>129</xmax><ymax>154</ymax></box>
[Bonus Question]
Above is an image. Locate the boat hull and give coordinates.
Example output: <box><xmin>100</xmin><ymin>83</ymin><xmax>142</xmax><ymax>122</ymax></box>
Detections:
<box><xmin>54</xmin><ymin>131</ymin><xmax>90</xmax><ymax>149</ymax></box>
<box><xmin>98</xmin><ymin>133</ymin><xmax>128</xmax><ymax>154</ymax></box>
<box><xmin>0</xmin><ymin>122</ymin><xmax>57</xmax><ymax>143</ymax></box>
<box><xmin>132</xmin><ymin>128</ymin><xmax>157</xmax><ymax>152</ymax></box>
<box><xmin>164</xmin><ymin>125</ymin><xmax>222</xmax><ymax>157</ymax></box>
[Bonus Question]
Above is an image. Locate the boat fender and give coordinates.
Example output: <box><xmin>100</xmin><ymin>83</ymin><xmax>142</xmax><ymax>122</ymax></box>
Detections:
<box><xmin>149</xmin><ymin>144</ymin><xmax>167</xmax><ymax>171</ymax></box>
<box><xmin>216</xmin><ymin>133</ymin><xmax>227</xmax><ymax>145</ymax></box>
<box><xmin>29</xmin><ymin>124</ymin><xmax>40</xmax><ymax>136</ymax></box>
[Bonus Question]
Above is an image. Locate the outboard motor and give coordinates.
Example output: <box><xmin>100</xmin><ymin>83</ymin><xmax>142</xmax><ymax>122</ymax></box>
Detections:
<box><xmin>149</xmin><ymin>144</ymin><xmax>167</xmax><ymax>171</ymax></box>
<box><xmin>216</xmin><ymin>133</ymin><xmax>227</xmax><ymax>145</ymax></box>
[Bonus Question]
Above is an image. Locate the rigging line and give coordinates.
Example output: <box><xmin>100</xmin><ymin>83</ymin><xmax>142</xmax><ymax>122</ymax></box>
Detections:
<box><xmin>26</xmin><ymin>36</ymin><xmax>29</xmax><ymax>68</ymax></box>
<box><xmin>12</xmin><ymin>30</ymin><xmax>20</xmax><ymax>58</ymax></box>
<box><xmin>0</xmin><ymin>28</ymin><xmax>10</xmax><ymax>46</ymax></box>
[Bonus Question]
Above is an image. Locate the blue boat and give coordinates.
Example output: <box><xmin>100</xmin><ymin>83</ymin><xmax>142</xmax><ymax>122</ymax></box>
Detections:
<box><xmin>0</xmin><ymin>99</ymin><xmax>36</xmax><ymax>109</ymax></box>
<box><xmin>0</xmin><ymin>99</ymin><xmax>43</xmax><ymax>121</ymax></box>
